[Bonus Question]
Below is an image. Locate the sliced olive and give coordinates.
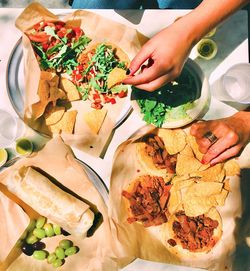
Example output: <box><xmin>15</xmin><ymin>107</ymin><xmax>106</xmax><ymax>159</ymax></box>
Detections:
<box><xmin>32</xmin><ymin>241</ymin><xmax>46</xmax><ymax>250</ymax></box>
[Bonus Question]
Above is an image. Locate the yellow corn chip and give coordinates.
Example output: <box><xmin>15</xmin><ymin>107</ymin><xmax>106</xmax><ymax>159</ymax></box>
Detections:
<box><xmin>37</xmin><ymin>80</ymin><xmax>50</xmax><ymax>102</ymax></box>
<box><xmin>215</xmin><ymin>189</ymin><xmax>229</xmax><ymax>206</ymax></box>
<box><xmin>83</xmin><ymin>108</ymin><xmax>107</xmax><ymax>134</ymax></box>
<box><xmin>176</xmin><ymin>153</ymin><xmax>203</xmax><ymax>175</ymax></box>
<box><xmin>107</xmin><ymin>67</ymin><xmax>127</xmax><ymax>89</ymax></box>
<box><xmin>224</xmin><ymin>159</ymin><xmax>240</xmax><ymax>176</ymax></box>
<box><xmin>59</xmin><ymin>77</ymin><xmax>81</xmax><ymax>101</ymax></box>
<box><xmin>158</xmin><ymin>128</ymin><xmax>186</xmax><ymax>155</ymax></box>
<box><xmin>179</xmin><ymin>144</ymin><xmax>193</xmax><ymax>157</ymax></box>
<box><xmin>182</xmin><ymin>181</ymin><xmax>223</xmax><ymax>216</ymax></box>
<box><xmin>168</xmin><ymin>187</ymin><xmax>182</xmax><ymax>214</ymax></box>
<box><xmin>49</xmin><ymin>110</ymin><xmax>77</xmax><ymax>134</ymax></box>
<box><xmin>223</xmin><ymin>178</ymin><xmax>231</xmax><ymax>192</ymax></box>
<box><xmin>190</xmin><ymin>163</ymin><xmax>225</xmax><ymax>182</ymax></box>
<box><xmin>32</xmin><ymin>101</ymin><xmax>49</xmax><ymax>120</ymax></box>
<box><xmin>186</xmin><ymin>134</ymin><xmax>203</xmax><ymax>161</ymax></box>
<box><xmin>49</xmin><ymin>87</ymin><xmax>66</xmax><ymax>104</ymax></box>
<box><xmin>44</xmin><ymin>105</ymin><xmax>65</xmax><ymax>126</ymax></box>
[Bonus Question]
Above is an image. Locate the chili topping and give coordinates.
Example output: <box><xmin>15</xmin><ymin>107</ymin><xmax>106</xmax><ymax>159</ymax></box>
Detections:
<box><xmin>122</xmin><ymin>175</ymin><xmax>171</xmax><ymax>227</ymax></box>
<box><xmin>168</xmin><ymin>211</ymin><xmax>219</xmax><ymax>252</ymax></box>
<box><xmin>143</xmin><ymin>134</ymin><xmax>177</xmax><ymax>174</ymax></box>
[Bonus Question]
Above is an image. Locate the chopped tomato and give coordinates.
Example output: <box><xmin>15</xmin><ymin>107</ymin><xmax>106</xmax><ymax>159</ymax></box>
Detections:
<box><xmin>110</xmin><ymin>98</ymin><xmax>116</xmax><ymax>104</ymax></box>
<box><xmin>28</xmin><ymin>32</ymin><xmax>50</xmax><ymax>43</ymax></box>
<box><xmin>118</xmin><ymin>90</ymin><xmax>127</xmax><ymax>98</ymax></box>
<box><xmin>73</xmin><ymin>27</ymin><xmax>83</xmax><ymax>38</ymax></box>
<box><xmin>42</xmin><ymin>43</ymin><xmax>49</xmax><ymax>51</ymax></box>
<box><xmin>57</xmin><ymin>27</ymin><xmax>67</xmax><ymax>38</ymax></box>
<box><xmin>91</xmin><ymin>102</ymin><xmax>103</xmax><ymax>110</ymax></box>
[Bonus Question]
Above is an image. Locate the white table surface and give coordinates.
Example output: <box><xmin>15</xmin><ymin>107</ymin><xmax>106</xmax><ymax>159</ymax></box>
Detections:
<box><xmin>0</xmin><ymin>8</ymin><xmax>249</xmax><ymax>271</ymax></box>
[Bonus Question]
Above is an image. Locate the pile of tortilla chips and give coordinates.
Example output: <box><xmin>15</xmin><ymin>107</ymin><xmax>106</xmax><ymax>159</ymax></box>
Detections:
<box><xmin>163</xmin><ymin>127</ymin><xmax>240</xmax><ymax>217</ymax></box>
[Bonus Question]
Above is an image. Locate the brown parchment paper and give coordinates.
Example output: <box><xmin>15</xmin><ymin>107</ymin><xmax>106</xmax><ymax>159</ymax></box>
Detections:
<box><xmin>109</xmin><ymin>126</ymin><xmax>250</xmax><ymax>271</ymax></box>
<box><xmin>0</xmin><ymin>137</ymin><xmax>133</xmax><ymax>271</ymax></box>
<box><xmin>15</xmin><ymin>3</ymin><xmax>148</xmax><ymax>157</ymax></box>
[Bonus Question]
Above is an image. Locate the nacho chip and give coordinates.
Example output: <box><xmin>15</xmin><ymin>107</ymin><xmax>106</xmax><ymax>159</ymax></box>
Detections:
<box><xmin>158</xmin><ymin>128</ymin><xmax>186</xmax><ymax>155</ymax></box>
<box><xmin>186</xmin><ymin>134</ymin><xmax>203</xmax><ymax>161</ymax></box>
<box><xmin>223</xmin><ymin>178</ymin><xmax>231</xmax><ymax>192</ymax></box>
<box><xmin>49</xmin><ymin>110</ymin><xmax>77</xmax><ymax>134</ymax></box>
<box><xmin>37</xmin><ymin>80</ymin><xmax>50</xmax><ymax>102</ymax></box>
<box><xmin>44</xmin><ymin>105</ymin><xmax>65</xmax><ymax>126</ymax></box>
<box><xmin>59</xmin><ymin>77</ymin><xmax>81</xmax><ymax>101</ymax></box>
<box><xmin>49</xmin><ymin>87</ymin><xmax>66</xmax><ymax>104</ymax></box>
<box><xmin>168</xmin><ymin>187</ymin><xmax>182</xmax><ymax>214</ymax></box>
<box><xmin>32</xmin><ymin>101</ymin><xmax>49</xmax><ymax>120</ymax></box>
<box><xmin>176</xmin><ymin>153</ymin><xmax>203</xmax><ymax>176</ymax></box>
<box><xmin>215</xmin><ymin>189</ymin><xmax>229</xmax><ymax>206</ymax></box>
<box><xmin>83</xmin><ymin>108</ymin><xmax>107</xmax><ymax>134</ymax></box>
<box><xmin>190</xmin><ymin>163</ymin><xmax>225</xmax><ymax>182</ymax></box>
<box><xmin>40</xmin><ymin>71</ymin><xmax>57</xmax><ymax>81</ymax></box>
<box><xmin>179</xmin><ymin>144</ymin><xmax>193</xmax><ymax>157</ymax></box>
<box><xmin>224</xmin><ymin>159</ymin><xmax>240</xmax><ymax>176</ymax></box>
<box><xmin>107</xmin><ymin>67</ymin><xmax>127</xmax><ymax>89</ymax></box>
<box><xmin>182</xmin><ymin>182</ymin><xmax>223</xmax><ymax>216</ymax></box>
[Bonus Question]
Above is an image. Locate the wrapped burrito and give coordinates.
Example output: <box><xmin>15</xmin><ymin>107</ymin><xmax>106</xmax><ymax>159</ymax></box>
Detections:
<box><xmin>6</xmin><ymin>166</ymin><xmax>94</xmax><ymax>237</ymax></box>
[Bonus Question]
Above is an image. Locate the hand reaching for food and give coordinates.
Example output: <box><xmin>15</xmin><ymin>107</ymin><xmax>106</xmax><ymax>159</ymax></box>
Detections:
<box><xmin>123</xmin><ymin>20</ymin><xmax>194</xmax><ymax>91</ymax></box>
<box><xmin>190</xmin><ymin>111</ymin><xmax>250</xmax><ymax>165</ymax></box>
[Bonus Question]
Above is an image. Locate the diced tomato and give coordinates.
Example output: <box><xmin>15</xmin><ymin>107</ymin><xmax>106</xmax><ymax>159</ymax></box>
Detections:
<box><xmin>93</xmin><ymin>93</ymin><xmax>100</xmax><ymax>100</ymax></box>
<box><xmin>33</xmin><ymin>22</ymin><xmax>42</xmax><ymax>32</ymax></box>
<box><xmin>118</xmin><ymin>90</ymin><xmax>127</xmax><ymax>98</ymax></box>
<box><xmin>74</xmin><ymin>74</ymin><xmax>82</xmax><ymax>81</ymax></box>
<box><xmin>73</xmin><ymin>27</ymin><xmax>83</xmax><ymax>38</ymax></box>
<box><xmin>76</xmin><ymin>64</ymin><xmax>84</xmax><ymax>71</ymax></box>
<box><xmin>57</xmin><ymin>27</ymin><xmax>67</xmax><ymax>38</ymax></box>
<box><xmin>55</xmin><ymin>21</ymin><xmax>65</xmax><ymax>30</ymax></box>
<box><xmin>110</xmin><ymin>98</ymin><xmax>116</xmax><ymax>104</ymax></box>
<box><xmin>91</xmin><ymin>102</ymin><xmax>103</xmax><ymax>110</ymax></box>
<box><xmin>28</xmin><ymin>32</ymin><xmax>50</xmax><ymax>43</ymax></box>
<box><xmin>42</xmin><ymin>43</ymin><xmax>49</xmax><ymax>51</ymax></box>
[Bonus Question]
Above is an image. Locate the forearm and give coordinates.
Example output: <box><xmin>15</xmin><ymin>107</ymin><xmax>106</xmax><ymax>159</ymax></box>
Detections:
<box><xmin>176</xmin><ymin>0</ymin><xmax>249</xmax><ymax>45</ymax></box>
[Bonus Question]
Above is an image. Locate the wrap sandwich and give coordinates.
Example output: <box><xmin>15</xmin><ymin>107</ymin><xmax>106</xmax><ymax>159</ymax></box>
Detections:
<box><xmin>6</xmin><ymin>166</ymin><xmax>94</xmax><ymax>237</ymax></box>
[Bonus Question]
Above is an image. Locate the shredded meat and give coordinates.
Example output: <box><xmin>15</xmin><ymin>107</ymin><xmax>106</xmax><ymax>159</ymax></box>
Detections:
<box><xmin>168</xmin><ymin>211</ymin><xmax>219</xmax><ymax>251</ymax></box>
<box><xmin>122</xmin><ymin>175</ymin><xmax>171</xmax><ymax>227</ymax></box>
<box><xmin>143</xmin><ymin>135</ymin><xmax>177</xmax><ymax>174</ymax></box>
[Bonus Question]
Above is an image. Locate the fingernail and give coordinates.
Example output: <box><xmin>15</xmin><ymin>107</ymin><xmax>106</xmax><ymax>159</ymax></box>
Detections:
<box><xmin>126</xmin><ymin>69</ymin><xmax>130</xmax><ymax>75</ymax></box>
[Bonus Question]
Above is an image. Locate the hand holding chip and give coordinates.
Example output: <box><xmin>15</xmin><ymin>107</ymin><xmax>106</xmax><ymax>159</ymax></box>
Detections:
<box><xmin>190</xmin><ymin>111</ymin><xmax>250</xmax><ymax>165</ymax></box>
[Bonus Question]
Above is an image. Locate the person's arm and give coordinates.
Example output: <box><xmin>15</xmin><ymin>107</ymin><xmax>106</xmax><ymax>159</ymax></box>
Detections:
<box><xmin>123</xmin><ymin>0</ymin><xmax>250</xmax><ymax>91</ymax></box>
<box><xmin>190</xmin><ymin>111</ymin><xmax>250</xmax><ymax>165</ymax></box>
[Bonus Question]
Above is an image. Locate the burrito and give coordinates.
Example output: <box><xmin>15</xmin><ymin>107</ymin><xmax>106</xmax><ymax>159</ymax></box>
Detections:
<box><xmin>6</xmin><ymin>166</ymin><xmax>94</xmax><ymax>237</ymax></box>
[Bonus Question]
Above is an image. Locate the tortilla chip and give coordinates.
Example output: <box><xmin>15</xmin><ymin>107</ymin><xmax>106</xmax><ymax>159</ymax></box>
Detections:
<box><xmin>49</xmin><ymin>87</ymin><xmax>66</xmax><ymax>104</ymax></box>
<box><xmin>37</xmin><ymin>80</ymin><xmax>50</xmax><ymax>102</ymax></box>
<box><xmin>44</xmin><ymin>105</ymin><xmax>65</xmax><ymax>126</ymax></box>
<box><xmin>49</xmin><ymin>110</ymin><xmax>77</xmax><ymax>134</ymax></box>
<box><xmin>158</xmin><ymin>128</ymin><xmax>186</xmax><ymax>155</ymax></box>
<box><xmin>215</xmin><ymin>189</ymin><xmax>229</xmax><ymax>206</ymax></box>
<box><xmin>168</xmin><ymin>187</ymin><xmax>182</xmax><ymax>214</ymax></box>
<box><xmin>40</xmin><ymin>71</ymin><xmax>56</xmax><ymax>81</ymax></box>
<box><xmin>224</xmin><ymin>159</ymin><xmax>240</xmax><ymax>176</ymax></box>
<box><xmin>176</xmin><ymin>153</ymin><xmax>203</xmax><ymax>176</ymax></box>
<box><xmin>32</xmin><ymin>101</ymin><xmax>48</xmax><ymax>120</ymax></box>
<box><xmin>182</xmin><ymin>181</ymin><xmax>223</xmax><ymax>216</ymax></box>
<box><xmin>179</xmin><ymin>144</ymin><xmax>193</xmax><ymax>157</ymax></box>
<box><xmin>223</xmin><ymin>178</ymin><xmax>231</xmax><ymax>192</ymax></box>
<box><xmin>59</xmin><ymin>77</ymin><xmax>81</xmax><ymax>101</ymax></box>
<box><xmin>107</xmin><ymin>67</ymin><xmax>127</xmax><ymax>89</ymax></box>
<box><xmin>186</xmin><ymin>134</ymin><xmax>203</xmax><ymax>161</ymax></box>
<box><xmin>190</xmin><ymin>163</ymin><xmax>225</xmax><ymax>182</ymax></box>
<box><xmin>83</xmin><ymin>108</ymin><xmax>107</xmax><ymax>134</ymax></box>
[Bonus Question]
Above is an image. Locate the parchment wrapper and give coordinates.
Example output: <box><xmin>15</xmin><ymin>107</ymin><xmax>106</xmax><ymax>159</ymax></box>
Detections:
<box><xmin>109</xmin><ymin>126</ymin><xmax>250</xmax><ymax>271</ymax></box>
<box><xmin>0</xmin><ymin>137</ymin><xmax>133</xmax><ymax>271</ymax></box>
<box><xmin>15</xmin><ymin>3</ymin><xmax>147</xmax><ymax>157</ymax></box>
